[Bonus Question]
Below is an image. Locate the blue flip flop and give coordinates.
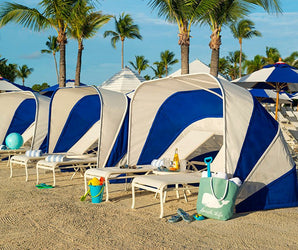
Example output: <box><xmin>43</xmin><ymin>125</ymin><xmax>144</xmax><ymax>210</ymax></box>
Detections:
<box><xmin>177</xmin><ymin>208</ymin><xmax>193</xmax><ymax>223</ymax></box>
<box><xmin>36</xmin><ymin>183</ymin><xmax>54</xmax><ymax>189</ymax></box>
<box><xmin>168</xmin><ymin>214</ymin><xmax>182</xmax><ymax>223</ymax></box>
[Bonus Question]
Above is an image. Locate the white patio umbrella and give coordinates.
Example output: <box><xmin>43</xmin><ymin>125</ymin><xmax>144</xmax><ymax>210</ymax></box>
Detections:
<box><xmin>233</xmin><ymin>60</ymin><xmax>298</xmax><ymax>120</ymax></box>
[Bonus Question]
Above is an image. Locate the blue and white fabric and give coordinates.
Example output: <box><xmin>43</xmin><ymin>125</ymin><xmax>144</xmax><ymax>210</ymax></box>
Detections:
<box><xmin>0</xmin><ymin>145</ymin><xmax>7</xmax><ymax>150</ymax></box>
<box><xmin>45</xmin><ymin>154</ymin><xmax>65</xmax><ymax>163</ymax></box>
<box><xmin>25</xmin><ymin>150</ymin><xmax>42</xmax><ymax>157</ymax></box>
<box><xmin>127</xmin><ymin>73</ymin><xmax>298</xmax><ymax>214</ymax></box>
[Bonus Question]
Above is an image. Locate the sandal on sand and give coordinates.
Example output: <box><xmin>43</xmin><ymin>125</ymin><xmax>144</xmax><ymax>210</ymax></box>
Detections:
<box><xmin>36</xmin><ymin>183</ymin><xmax>54</xmax><ymax>189</ymax></box>
<box><xmin>168</xmin><ymin>214</ymin><xmax>182</xmax><ymax>223</ymax></box>
<box><xmin>177</xmin><ymin>208</ymin><xmax>193</xmax><ymax>223</ymax></box>
<box><xmin>193</xmin><ymin>213</ymin><xmax>206</xmax><ymax>221</ymax></box>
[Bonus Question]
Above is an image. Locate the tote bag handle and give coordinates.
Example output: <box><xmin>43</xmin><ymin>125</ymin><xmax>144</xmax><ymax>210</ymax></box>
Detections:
<box><xmin>210</xmin><ymin>177</ymin><xmax>229</xmax><ymax>202</ymax></box>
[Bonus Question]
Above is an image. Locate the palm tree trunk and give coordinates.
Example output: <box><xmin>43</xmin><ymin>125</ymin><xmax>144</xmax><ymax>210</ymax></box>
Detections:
<box><xmin>75</xmin><ymin>40</ymin><xmax>83</xmax><ymax>86</ymax></box>
<box><xmin>121</xmin><ymin>39</ymin><xmax>124</xmax><ymax>69</ymax></box>
<box><xmin>53</xmin><ymin>52</ymin><xmax>59</xmax><ymax>84</ymax></box>
<box><xmin>58</xmin><ymin>29</ymin><xmax>67</xmax><ymax>87</ymax></box>
<box><xmin>22</xmin><ymin>78</ymin><xmax>25</xmax><ymax>86</ymax></box>
<box><xmin>181</xmin><ymin>44</ymin><xmax>189</xmax><ymax>75</ymax></box>
<box><xmin>239</xmin><ymin>40</ymin><xmax>242</xmax><ymax>78</ymax></box>
<box><xmin>210</xmin><ymin>48</ymin><xmax>219</xmax><ymax>77</ymax></box>
<box><xmin>165</xmin><ymin>65</ymin><xmax>168</xmax><ymax>77</ymax></box>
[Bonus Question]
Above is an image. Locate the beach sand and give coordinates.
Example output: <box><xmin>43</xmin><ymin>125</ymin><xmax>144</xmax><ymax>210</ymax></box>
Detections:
<box><xmin>1</xmin><ymin>163</ymin><xmax>298</xmax><ymax>249</ymax></box>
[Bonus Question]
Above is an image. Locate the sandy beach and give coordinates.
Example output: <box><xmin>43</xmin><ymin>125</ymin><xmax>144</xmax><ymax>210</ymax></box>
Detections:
<box><xmin>1</xmin><ymin>163</ymin><xmax>298</xmax><ymax>249</ymax></box>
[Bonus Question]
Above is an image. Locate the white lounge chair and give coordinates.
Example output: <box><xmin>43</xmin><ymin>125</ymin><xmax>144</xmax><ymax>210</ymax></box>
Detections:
<box><xmin>131</xmin><ymin>171</ymin><xmax>202</xmax><ymax>218</ymax></box>
<box><xmin>36</xmin><ymin>154</ymin><xmax>98</xmax><ymax>186</ymax></box>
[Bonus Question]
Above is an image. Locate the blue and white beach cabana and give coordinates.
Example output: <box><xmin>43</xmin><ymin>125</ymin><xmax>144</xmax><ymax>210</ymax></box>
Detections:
<box><xmin>0</xmin><ymin>91</ymin><xmax>50</xmax><ymax>151</ymax></box>
<box><xmin>127</xmin><ymin>73</ymin><xmax>298</xmax><ymax>213</ymax></box>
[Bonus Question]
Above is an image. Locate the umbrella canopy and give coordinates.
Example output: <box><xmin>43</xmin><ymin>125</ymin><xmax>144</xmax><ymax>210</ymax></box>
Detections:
<box><xmin>0</xmin><ymin>77</ymin><xmax>32</xmax><ymax>92</ymax></box>
<box><xmin>249</xmin><ymin>89</ymin><xmax>292</xmax><ymax>104</ymax></box>
<box><xmin>232</xmin><ymin>60</ymin><xmax>298</xmax><ymax>119</ymax></box>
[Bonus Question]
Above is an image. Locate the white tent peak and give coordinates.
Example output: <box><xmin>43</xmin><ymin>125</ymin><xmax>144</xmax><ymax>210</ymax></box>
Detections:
<box><xmin>170</xmin><ymin>59</ymin><xmax>226</xmax><ymax>80</ymax></box>
<box><xmin>100</xmin><ymin>66</ymin><xmax>145</xmax><ymax>94</ymax></box>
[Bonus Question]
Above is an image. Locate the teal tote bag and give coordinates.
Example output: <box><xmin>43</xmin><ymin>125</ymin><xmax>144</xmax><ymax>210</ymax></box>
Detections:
<box><xmin>197</xmin><ymin>177</ymin><xmax>239</xmax><ymax>221</ymax></box>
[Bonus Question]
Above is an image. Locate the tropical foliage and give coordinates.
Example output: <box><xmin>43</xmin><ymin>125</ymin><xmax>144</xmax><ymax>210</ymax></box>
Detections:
<box><xmin>16</xmin><ymin>65</ymin><xmax>33</xmax><ymax>86</ymax></box>
<box><xmin>147</xmin><ymin>0</ymin><xmax>219</xmax><ymax>75</ymax></box>
<box><xmin>104</xmin><ymin>12</ymin><xmax>142</xmax><ymax>69</ymax></box>
<box><xmin>160</xmin><ymin>50</ymin><xmax>179</xmax><ymax>76</ymax></box>
<box><xmin>68</xmin><ymin>0</ymin><xmax>111</xmax><ymax>85</ymax></box>
<box><xmin>0</xmin><ymin>56</ymin><xmax>18</xmax><ymax>82</ymax></box>
<box><xmin>32</xmin><ymin>82</ymin><xmax>50</xmax><ymax>92</ymax></box>
<box><xmin>129</xmin><ymin>56</ymin><xmax>149</xmax><ymax>74</ymax></box>
<box><xmin>41</xmin><ymin>35</ymin><xmax>60</xmax><ymax>83</ymax></box>
<box><xmin>200</xmin><ymin>0</ymin><xmax>248</xmax><ymax>77</ymax></box>
<box><xmin>230</xmin><ymin>19</ymin><xmax>261</xmax><ymax>77</ymax></box>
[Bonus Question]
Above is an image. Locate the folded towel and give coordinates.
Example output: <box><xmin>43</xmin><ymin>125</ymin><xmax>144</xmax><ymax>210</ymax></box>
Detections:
<box><xmin>45</xmin><ymin>154</ymin><xmax>65</xmax><ymax>163</ymax></box>
<box><xmin>0</xmin><ymin>145</ymin><xmax>7</xmax><ymax>150</ymax></box>
<box><xmin>25</xmin><ymin>150</ymin><xmax>42</xmax><ymax>157</ymax></box>
<box><xmin>151</xmin><ymin>159</ymin><xmax>165</xmax><ymax>168</ymax></box>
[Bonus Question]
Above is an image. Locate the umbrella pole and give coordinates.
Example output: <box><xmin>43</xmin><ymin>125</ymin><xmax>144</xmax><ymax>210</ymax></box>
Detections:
<box><xmin>274</xmin><ymin>89</ymin><xmax>280</xmax><ymax>120</ymax></box>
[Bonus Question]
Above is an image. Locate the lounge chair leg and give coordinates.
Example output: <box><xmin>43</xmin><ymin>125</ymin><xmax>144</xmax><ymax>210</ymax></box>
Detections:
<box><xmin>175</xmin><ymin>184</ymin><xmax>179</xmax><ymax>198</ymax></box>
<box><xmin>159</xmin><ymin>189</ymin><xmax>164</xmax><ymax>218</ymax></box>
<box><xmin>84</xmin><ymin>175</ymin><xmax>88</xmax><ymax>193</ymax></box>
<box><xmin>52</xmin><ymin>170</ymin><xmax>55</xmax><ymax>187</ymax></box>
<box><xmin>131</xmin><ymin>184</ymin><xmax>136</xmax><ymax>209</ymax></box>
<box><xmin>36</xmin><ymin>167</ymin><xmax>39</xmax><ymax>184</ymax></box>
<box><xmin>105</xmin><ymin>179</ymin><xmax>109</xmax><ymax>202</ymax></box>
<box><xmin>9</xmin><ymin>161</ymin><xmax>13</xmax><ymax>178</ymax></box>
<box><xmin>25</xmin><ymin>164</ymin><xmax>28</xmax><ymax>182</ymax></box>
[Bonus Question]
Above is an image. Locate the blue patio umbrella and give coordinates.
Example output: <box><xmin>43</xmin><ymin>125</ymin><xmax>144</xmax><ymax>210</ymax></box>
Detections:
<box><xmin>249</xmin><ymin>89</ymin><xmax>292</xmax><ymax>104</ymax></box>
<box><xmin>233</xmin><ymin>60</ymin><xmax>298</xmax><ymax>120</ymax></box>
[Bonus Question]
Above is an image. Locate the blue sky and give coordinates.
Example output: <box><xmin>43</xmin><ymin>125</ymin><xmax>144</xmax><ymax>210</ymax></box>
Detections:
<box><xmin>0</xmin><ymin>0</ymin><xmax>297</xmax><ymax>87</ymax></box>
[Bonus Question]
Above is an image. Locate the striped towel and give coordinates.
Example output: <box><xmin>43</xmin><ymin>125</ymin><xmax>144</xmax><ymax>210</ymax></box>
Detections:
<box><xmin>0</xmin><ymin>145</ymin><xmax>7</xmax><ymax>150</ymax></box>
<box><xmin>45</xmin><ymin>154</ymin><xmax>65</xmax><ymax>162</ymax></box>
<box><xmin>25</xmin><ymin>150</ymin><xmax>42</xmax><ymax>157</ymax></box>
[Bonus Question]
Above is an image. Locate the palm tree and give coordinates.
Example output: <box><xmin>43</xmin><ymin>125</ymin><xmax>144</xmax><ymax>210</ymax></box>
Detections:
<box><xmin>264</xmin><ymin>47</ymin><xmax>280</xmax><ymax>64</ymax></box>
<box><xmin>284</xmin><ymin>51</ymin><xmax>298</xmax><ymax>68</ymax></box>
<box><xmin>68</xmin><ymin>0</ymin><xmax>111</xmax><ymax>85</ymax></box>
<box><xmin>16</xmin><ymin>65</ymin><xmax>33</xmax><ymax>86</ymax></box>
<box><xmin>151</xmin><ymin>61</ymin><xmax>166</xmax><ymax>79</ymax></box>
<box><xmin>244</xmin><ymin>54</ymin><xmax>266</xmax><ymax>74</ymax></box>
<box><xmin>148</xmin><ymin>0</ymin><xmax>218</xmax><ymax>75</ymax></box>
<box><xmin>104</xmin><ymin>13</ymin><xmax>142</xmax><ymax>69</ymax></box>
<box><xmin>200</xmin><ymin>0</ymin><xmax>247</xmax><ymax>77</ymax></box>
<box><xmin>41</xmin><ymin>35</ymin><xmax>60</xmax><ymax>83</ymax></box>
<box><xmin>129</xmin><ymin>55</ymin><xmax>149</xmax><ymax>74</ymax></box>
<box><xmin>230</xmin><ymin>19</ymin><xmax>261</xmax><ymax>77</ymax></box>
<box><xmin>0</xmin><ymin>0</ymin><xmax>87</xmax><ymax>87</ymax></box>
<box><xmin>160</xmin><ymin>50</ymin><xmax>178</xmax><ymax>76</ymax></box>
<box><xmin>218</xmin><ymin>57</ymin><xmax>231</xmax><ymax>79</ymax></box>
<box><xmin>226</xmin><ymin>50</ymin><xmax>247</xmax><ymax>80</ymax></box>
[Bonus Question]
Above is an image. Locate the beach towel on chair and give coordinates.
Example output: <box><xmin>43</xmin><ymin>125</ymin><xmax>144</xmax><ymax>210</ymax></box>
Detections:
<box><xmin>25</xmin><ymin>150</ymin><xmax>42</xmax><ymax>157</ymax></box>
<box><xmin>45</xmin><ymin>154</ymin><xmax>65</xmax><ymax>162</ymax></box>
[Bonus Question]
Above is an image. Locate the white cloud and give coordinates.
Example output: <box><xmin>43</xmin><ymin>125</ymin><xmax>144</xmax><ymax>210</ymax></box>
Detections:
<box><xmin>20</xmin><ymin>51</ymin><xmax>42</xmax><ymax>59</ymax></box>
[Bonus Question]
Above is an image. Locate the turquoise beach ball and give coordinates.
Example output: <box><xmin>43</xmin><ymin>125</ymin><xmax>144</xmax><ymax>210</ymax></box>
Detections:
<box><xmin>5</xmin><ymin>133</ymin><xmax>23</xmax><ymax>149</ymax></box>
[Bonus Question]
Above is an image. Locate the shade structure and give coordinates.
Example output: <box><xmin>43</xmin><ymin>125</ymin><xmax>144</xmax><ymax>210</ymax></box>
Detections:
<box><xmin>48</xmin><ymin>86</ymin><xmax>128</xmax><ymax>168</ymax></box>
<box><xmin>249</xmin><ymin>89</ymin><xmax>292</xmax><ymax>104</ymax></box>
<box><xmin>0</xmin><ymin>77</ymin><xmax>32</xmax><ymax>92</ymax></box>
<box><xmin>128</xmin><ymin>73</ymin><xmax>297</xmax><ymax>213</ymax></box>
<box><xmin>0</xmin><ymin>91</ymin><xmax>50</xmax><ymax>150</ymax></box>
<box><xmin>170</xmin><ymin>59</ymin><xmax>227</xmax><ymax>80</ymax></box>
<box><xmin>101</xmin><ymin>67</ymin><xmax>145</xmax><ymax>94</ymax></box>
<box><xmin>232</xmin><ymin>61</ymin><xmax>298</xmax><ymax>120</ymax></box>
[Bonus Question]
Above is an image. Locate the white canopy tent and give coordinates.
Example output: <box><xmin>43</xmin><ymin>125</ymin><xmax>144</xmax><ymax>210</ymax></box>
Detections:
<box><xmin>170</xmin><ymin>59</ymin><xmax>226</xmax><ymax>80</ymax></box>
<box><xmin>101</xmin><ymin>67</ymin><xmax>145</xmax><ymax>94</ymax></box>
